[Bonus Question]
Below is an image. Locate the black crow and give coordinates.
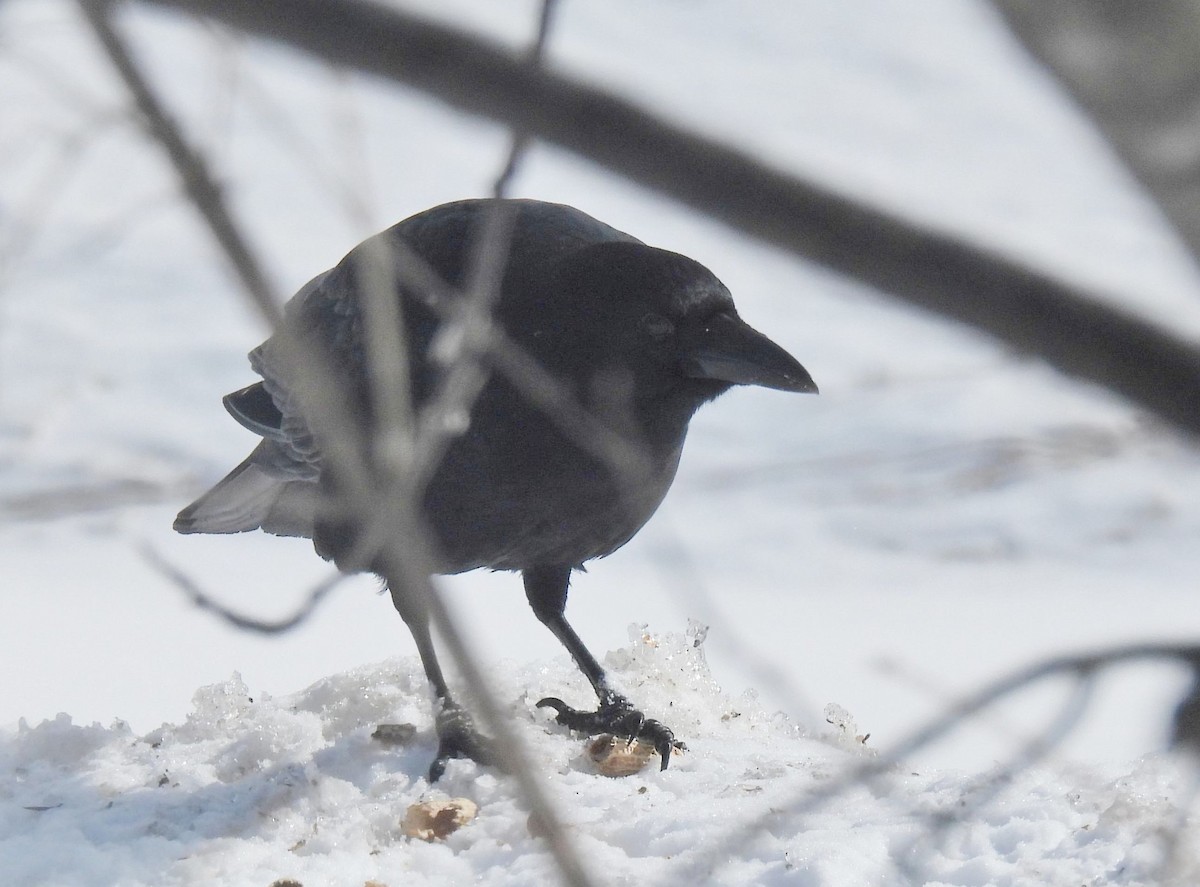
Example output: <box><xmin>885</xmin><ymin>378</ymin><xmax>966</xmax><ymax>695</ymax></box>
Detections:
<box><xmin>175</xmin><ymin>198</ymin><xmax>816</xmax><ymax>779</ymax></box>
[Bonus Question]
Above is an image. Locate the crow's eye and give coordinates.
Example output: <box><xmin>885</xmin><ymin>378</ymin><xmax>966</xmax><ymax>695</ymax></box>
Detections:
<box><xmin>639</xmin><ymin>312</ymin><xmax>674</xmax><ymax>340</ymax></box>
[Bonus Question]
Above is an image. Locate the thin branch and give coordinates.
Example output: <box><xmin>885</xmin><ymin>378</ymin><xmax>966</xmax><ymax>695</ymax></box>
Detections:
<box><xmin>79</xmin><ymin>0</ymin><xmax>283</xmax><ymax>326</ymax></box>
<box><xmin>355</xmin><ymin>235</ymin><xmax>415</xmax><ymax>477</ymax></box>
<box><xmin>142</xmin><ymin>545</ymin><xmax>348</xmax><ymax>634</ymax></box>
<box><xmin>79</xmin><ymin>5</ymin><xmax>596</xmax><ymax>886</ymax></box>
<box><xmin>892</xmin><ymin>669</ymin><xmax>1098</xmax><ymax>885</ymax></box>
<box><xmin>670</xmin><ymin>640</ymin><xmax>1200</xmax><ymax>885</ymax></box>
<box><xmin>493</xmin><ymin>0</ymin><xmax>559</xmax><ymax>198</ymax></box>
<box><xmin>133</xmin><ymin>0</ymin><xmax>1200</xmax><ymax>439</ymax></box>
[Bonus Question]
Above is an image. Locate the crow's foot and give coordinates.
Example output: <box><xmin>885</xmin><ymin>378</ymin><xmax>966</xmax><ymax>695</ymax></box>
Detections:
<box><xmin>428</xmin><ymin>702</ymin><xmax>501</xmax><ymax>782</ymax></box>
<box><xmin>536</xmin><ymin>691</ymin><xmax>685</xmax><ymax>770</ymax></box>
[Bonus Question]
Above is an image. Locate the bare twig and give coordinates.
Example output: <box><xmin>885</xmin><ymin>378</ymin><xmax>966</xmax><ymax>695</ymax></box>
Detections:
<box><xmin>892</xmin><ymin>669</ymin><xmax>1098</xmax><ymax>885</ymax></box>
<box><xmin>315</xmin><ymin>0</ymin><xmax>653</xmax><ymax>583</ymax></box>
<box><xmin>79</xmin><ymin>0</ymin><xmax>283</xmax><ymax>326</ymax></box>
<box><xmin>493</xmin><ymin>0</ymin><xmax>560</xmax><ymax>198</ymax></box>
<box><xmin>142</xmin><ymin>545</ymin><xmax>349</xmax><ymax>634</ymax></box>
<box><xmin>354</xmin><ymin>235</ymin><xmax>415</xmax><ymax>476</ymax></box>
<box><xmin>672</xmin><ymin>641</ymin><xmax>1200</xmax><ymax>885</ymax></box>
<box><xmin>79</xmin><ymin>5</ymin><xmax>595</xmax><ymax>886</ymax></box>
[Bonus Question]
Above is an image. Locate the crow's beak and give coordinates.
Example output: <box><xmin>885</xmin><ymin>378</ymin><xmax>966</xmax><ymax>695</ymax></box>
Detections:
<box><xmin>681</xmin><ymin>311</ymin><xmax>817</xmax><ymax>394</ymax></box>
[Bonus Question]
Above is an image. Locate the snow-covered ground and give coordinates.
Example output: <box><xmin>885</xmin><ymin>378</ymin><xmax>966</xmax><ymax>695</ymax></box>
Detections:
<box><xmin>7</xmin><ymin>626</ymin><xmax>1198</xmax><ymax>886</ymax></box>
<box><xmin>4</xmin><ymin>0</ymin><xmax>1200</xmax><ymax>884</ymax></box>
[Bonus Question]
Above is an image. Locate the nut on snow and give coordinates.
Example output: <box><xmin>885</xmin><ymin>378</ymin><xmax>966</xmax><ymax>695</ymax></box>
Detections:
<box><xmin>588</xmin><ymin>733</ymin><xmax>657</xmax><ymax>777</ymax></box>
<box><xmin>401</xmin><ymin>798</ymin><xmax>478</xmax><ymax>841</ymax></box>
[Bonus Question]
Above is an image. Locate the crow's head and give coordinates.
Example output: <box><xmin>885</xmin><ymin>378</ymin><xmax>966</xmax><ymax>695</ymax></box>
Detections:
<box><xmin>531</xmin><ymin>241</ymin><xmax>816</xmax><ymax>413</ymax></box>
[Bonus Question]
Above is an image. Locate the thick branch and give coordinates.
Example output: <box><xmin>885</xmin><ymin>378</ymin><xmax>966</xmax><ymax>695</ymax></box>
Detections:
<box><xmin>993</xmin><ymin>1</ymin><xmax>1200</xmax><ymax>264</ymax></box>
<box><xmin>132</xmin><ymin>0</ymin><xmax>1200</xmax><ymax>436</ymax></box>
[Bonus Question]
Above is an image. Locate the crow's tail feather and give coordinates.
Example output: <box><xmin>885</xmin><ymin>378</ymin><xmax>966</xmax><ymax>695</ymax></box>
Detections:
<box><xmin>174</xmin><ymin>441</ymin><xmax>317</xmax><ymax>539</ymax></box>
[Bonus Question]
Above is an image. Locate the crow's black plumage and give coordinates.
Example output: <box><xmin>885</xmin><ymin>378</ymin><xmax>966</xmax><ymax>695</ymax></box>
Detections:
<box><xmin>176</xmin><ymin>198</ymin><xmax>816</xmax><ymax>779</ymax></box>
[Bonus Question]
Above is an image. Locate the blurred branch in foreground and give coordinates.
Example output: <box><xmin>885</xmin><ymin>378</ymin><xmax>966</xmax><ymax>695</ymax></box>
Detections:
<box><xmin>686</xmin><ymin>640</ymin><xmax>1200</xmax><ymax>885</ymax></box>
<box><xmin>78</xmin><ymin>3</ymin><xmax>596</xmax><ymax>886</ymax></box>
<box><xmin>132</xmin><ymin>0</ymin><xmax>1200</xmax><ymax>439</ymax></box>
<box><xmin>69</xmin><ymin>2</ymin><xmax>1200</xmax><ymax>883</ymax></box>
<box><xmin>993</xmin><ymin>0</ymin><xmax>1200</xmax><ymax>264</ymax></box>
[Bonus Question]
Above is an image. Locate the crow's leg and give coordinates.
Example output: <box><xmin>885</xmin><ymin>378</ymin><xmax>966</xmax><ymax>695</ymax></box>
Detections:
<box><xmin>523</xmin><ymin>564</ymin><xmax>684</xmax><ymax>770</ymax></box>
<box><xmin>387</xmin><ymin>581</ymin><xmax>497</xmax><ymax>781</ymax></box>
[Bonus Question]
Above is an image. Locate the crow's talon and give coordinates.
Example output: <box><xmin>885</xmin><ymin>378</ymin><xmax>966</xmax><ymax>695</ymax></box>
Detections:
<box><xmin>536</xmin><ymin>693</ymin><xmax>683</xmax><ymax>770</ymax></box>
<box><xmin>427</xmin><ymin>703</ymin><xmax>502</xmax><ymax>782</ymax></box>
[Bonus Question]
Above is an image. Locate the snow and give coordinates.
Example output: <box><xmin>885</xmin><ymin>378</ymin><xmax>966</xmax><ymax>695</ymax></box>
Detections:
<box><xmin>4</xmin><ymin>0</ymin><xmax>1200</xmax><ymax>883</ymax></box>
<box><xmin>6</xmin><ymin>627</ymin><xmax>1197</xmax><ymax>886</ymax></box>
